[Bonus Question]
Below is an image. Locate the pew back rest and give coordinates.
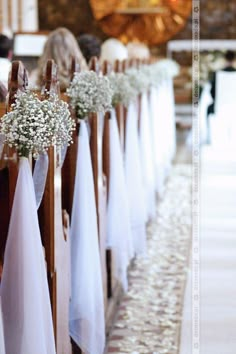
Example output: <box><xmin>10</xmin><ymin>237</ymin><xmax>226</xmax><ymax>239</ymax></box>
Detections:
<box><xmin>0</xmin><ymin>60</ymin><xmax>28</xmax><ymax>276</ymax></box>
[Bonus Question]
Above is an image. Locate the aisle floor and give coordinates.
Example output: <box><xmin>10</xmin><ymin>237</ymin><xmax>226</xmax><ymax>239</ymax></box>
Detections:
<box><xmin>180</xmin><ymin>145</ymin><xmax>236</xmax><ymax>354</ymax></box>
<box><xmin>105</xmin><ymin>164</ymin><xmax>191</xmax><ymax>354</ymax></box>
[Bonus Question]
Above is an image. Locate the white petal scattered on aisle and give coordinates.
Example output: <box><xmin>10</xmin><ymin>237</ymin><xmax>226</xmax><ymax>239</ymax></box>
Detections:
<box><xmin>0</xmin><ymin>300</ymin><xmax>5</xmax><ymax>354</ymax></box>
<box><xmin>139</xmin><ymin>92</ymin><xmax>156</xmax><ymax>220</ymax></box>
<box><xmin>107</xmin><ymin>110</ymin><xmax>134</xmax><ymax>291</ymax></box>
<box><xmin>69</xmin><ymin>121</ymin><xmax>105</xmax><ymax>354</ymax></box>
<box><xmin>125</xmin><ymin>101</ymin><xmax>147</xmax><ymax>255</ymax></box>
<box><xmin>0</xmin><ymin>158</ymin><xmax>56</xmax><ymax>354</ymax></box>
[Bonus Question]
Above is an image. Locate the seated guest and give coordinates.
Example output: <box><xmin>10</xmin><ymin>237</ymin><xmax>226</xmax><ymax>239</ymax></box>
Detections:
<box><xmin>29</xmin><ymin>27</ymin><xmax>87</xmax><ymax>90</ymax></box>
<box><xmin>77</xmin><ymin>34</ymin><xmax>101</xmax><ymax>64</ymax></box>
<box><xmin>206</xmin><ymin>50</ymin><xmax>236</xmax><ymax>143</ymax></box>
<box><xmin>208</xmin><ymin>50</ymin><xmax>236</xmax><ymax>116</ymax></box>
<box><xmin>0</xmin><ymin>34</ymin><xmax>13</xmax><ymax>88</ymax></box>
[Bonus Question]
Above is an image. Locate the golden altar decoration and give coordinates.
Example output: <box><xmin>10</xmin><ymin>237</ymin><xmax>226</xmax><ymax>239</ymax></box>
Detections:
<box><xmin>89</xmin><ymin>0</ymin><xmax>192</xmax><ymax>45</ymax></box>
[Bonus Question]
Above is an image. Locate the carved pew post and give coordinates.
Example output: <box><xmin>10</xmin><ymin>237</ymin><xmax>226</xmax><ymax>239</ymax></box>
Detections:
<box><xmin>38</xmin><ymin>59</ymin><xmax>71</xmax><ymax>354</ymax></box>
<box><xmin>122</xmin><ymin>59</ymin><xmax>129</xmax><ymax>152</ymax></box>
<box><xmin>0</xmin><ymin>61</ymin><xmax>26</xmax><ymax>273</ymax></box>
<box><xmin>61</xmin><ymin>58</ymin><xmax>80</xmax><ymax>218</ymax></box>
<box><xmin>60</xmin><ymin>59</ymin><xmax>82</xmax><ymax>354</ymax></box>
<box><xmin>102</xmin><ymin>60</ymin><xmax>113</xmax><ymax>300</ymax></box>
<box><xmin>38</xmin><ymin>59</ymin><xmax>58</xmax><ymax>339</ymax></box>
<box><xmin>114</xmin><ymin>59</ymin><xmax>125</xmax><ymax>152</ymax></box>
<box><xmin>89</xmin><ymin>56</ymin><xmax>108</xmax><ymax>311</ymax></box>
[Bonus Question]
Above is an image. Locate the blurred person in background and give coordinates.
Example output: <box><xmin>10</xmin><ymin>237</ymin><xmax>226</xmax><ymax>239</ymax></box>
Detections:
<box><xmin>29</xmin><ymin>27</ymin><xmax>87</xmax><ymax>90</ymax></box>
<box><xmin>77</xmin><ymin>34</ymin><xmax>101</xmax><ymax>65</ymax></box>
<box><xmin>206</xmin><ymin>50</ymin><xmax>236</xmax><ymax>143</ymax></box>
<box><xmin>0</xmin><ymin>34</ymin><xmax>13</xmax><ymax>89</ymax></box>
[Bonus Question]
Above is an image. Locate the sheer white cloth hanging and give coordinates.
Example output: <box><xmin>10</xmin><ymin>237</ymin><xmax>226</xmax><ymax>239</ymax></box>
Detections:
<box><xmin>69</xmin><ymin>121</ymin><xmax>105</xmax><ymax>354</ymax></box>
<box><xmin>33</xmin><ymin>153</ymin><xmax>49</xmax><ymax>209</ymax></box>
<box><xmin>107</xmin><ymin>109</ymin><xmax>134</xmax><ymax>291</ymax></box>
<box><xmin>157</xmin><ymin>80</ymin><xmax>173</xmax><ymax>177</ymax></box>
<box><xmin>150</xmin><ymin>86</ymin><xmax>166</xmax><ymax>196</ymax></box>
<box><xmin>0</xmin><ymin>157</ymin><xmax>56</xmax><ymax>354</ymax></box>
<box><xmin>0</xmin><ymin>300</ymin><xmax>5</xmax><ymax>354</ymax></box>
<box><xmin>139</xmin><ymin>92</ymin><xmax>156</xmax><ymax>220</ymax></box>
<box><xmin>211</xmin><ymin>71</ymin><xmax>236</xmax><ymax>147</ymax></box>
<box><xmin>165</xmin><ymin>78</ymin><xmax>176</xmax><ymax>161</ymax></box>
<box><xmin>124</xmin><ymin>101</ymin><xmax>147</xmax><ymax>255</ymax></box>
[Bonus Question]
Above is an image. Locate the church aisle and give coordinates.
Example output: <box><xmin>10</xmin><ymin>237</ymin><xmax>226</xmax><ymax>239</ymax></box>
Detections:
<box><xmin>180</xmin><ymin>146</ymin><xmax>236</xmax><ymax>354</ymax></box>
<box><xmin>105</xmin><ymin>164</ymin><xmax>191</xmax><ymax>354</ymax></box>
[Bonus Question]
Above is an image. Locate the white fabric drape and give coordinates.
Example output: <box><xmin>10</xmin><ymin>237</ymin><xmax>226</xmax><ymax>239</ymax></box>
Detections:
<box><xmin>0</xmin><ymin>300</ymin><xmax>5</xmax><ymax>354</ymax></box>
<box><xmin>69</xmin><ymin>121</ymin><xmax>105</xmax><ymax>354</ymax></box>
<box><xmin>165</xmin><ymin>78</ymin><xmax>176</xmax><ymax>161</ymax></box>
<box><xmin>0</xmin><ymin>157</ymin><xmax>56</xmax><ymax>354</ymax></box>
<box><xmin>150</xmin><ymin>86</ymin><xmax>166</xmax><ymax>196</ymax></box>
<box><xmin>150</xmin><ymin>81</ymin><xmax>176</xmax><ymax>197</ymax></box>
<box><xmin>124</xmin><ymin>102</ymin><xmax>147</xmax><ymax>255</ymax></box>
<box><xmin>106</xmin><ymin>109</ymin><xmax>134</xmax><ymax>291</ymax></box>
<box><xmin>33</xmin><ymin>153</ymin><xmax>49</xmax><ymax>209</ymax></box>
<box><xmin>139</xmin><ymin>93</ymin><xmax>156</xmax><ymax>220</ymax></box>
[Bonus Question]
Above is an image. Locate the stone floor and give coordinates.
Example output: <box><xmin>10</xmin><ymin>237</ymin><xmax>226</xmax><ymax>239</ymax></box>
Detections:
<box><xmin>180</xmin><ymin>145</ymin><xmax>236</xmax><ymax>354</ymax></box>
<box><xmin>105</xmin><ymin>160</ymin><xmax>192</xmax><ymax>353</ymax></box>
<box><xmin>104</xmin><ymin>125</ymin><xmax>192</xmax><ymax>354</ymax></box>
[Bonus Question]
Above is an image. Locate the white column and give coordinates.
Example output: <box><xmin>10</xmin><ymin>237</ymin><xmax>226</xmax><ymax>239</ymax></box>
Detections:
<box><xmin>21</xmin><ymin>0</ymin><xmax>38</xmax><ymax>31</ymax></box>
<box><xmin>0</xmin><ymin>0</ymin><xmax>38</xmax><ymax>34</ymax></box>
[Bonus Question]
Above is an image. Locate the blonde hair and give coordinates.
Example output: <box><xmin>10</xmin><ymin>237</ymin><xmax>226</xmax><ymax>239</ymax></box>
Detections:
<box><xmin>37</xmin><ymin>27</ymin><xmax>87</xmax><ymax>91</ymax></box>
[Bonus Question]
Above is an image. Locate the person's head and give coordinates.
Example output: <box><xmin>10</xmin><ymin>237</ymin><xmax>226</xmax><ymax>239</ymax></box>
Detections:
<box><xmin>225</xmin><ymin>50</ymin><xmax>235</xmax><ymax>64</ymax></box>
<box><xmin>0</xmin><ymin>34</ymin><xmax>13</xmax><ymax>59</ymax></box>
<box><xmin>100</xmin><ymin>38</ymin><xmax>128</xmax><ymax>64</ymax></box>
<box><xmin>77</xmin><ymin>34</ymin><xmax>101</xmax><ymax>64</ymax></box>
<box><xmin>38</xmin><ymin>27</ymin><xmax>87</xmax><ymax>90</ymax></box>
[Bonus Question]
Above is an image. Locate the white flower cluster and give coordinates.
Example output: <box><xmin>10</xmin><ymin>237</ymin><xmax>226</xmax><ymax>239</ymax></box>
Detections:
<box><xmin>108</xmin><ymin>72</ymin><xmax>136</xmax><ymax>107</ymax></box>
<box><xmin>67</xmin><ymin>71</ymin><xmax>113</xmax><ymax>120</ymax></box>
<box><xmin>125</xmin><ymin>67</ymin><xmax>150</xmax><ymax>95</ymax></box>
<box><xmin>0</xmin><ymin>91</ymin><xmax>75</xmax><ymax>159</ymax></box>
<box><xmin>151</xmin><ymin>59</ymin><xmax>180</xmax><ymax>83</ymax></box>
<box><xmin>123</xmin><ymin>59</ymin><xmax>179</xmax><ymax>95</ymax></box>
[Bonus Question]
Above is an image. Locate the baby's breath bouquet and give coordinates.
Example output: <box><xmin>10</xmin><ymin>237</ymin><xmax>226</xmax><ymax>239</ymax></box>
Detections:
<box><xmin>108</xmin><ymin>72</ymin><xmax>136</xmax><ymax>107</ymax></box>
<box><xmin>0</xmin><ymin>90</ymin><xmax>75</xmax><ymax>159</ymax></box>
<box><xmin>67</xmin><ymin>71</ymin><xmax>113</xmax><ymax>120</ymax></box>
<box><xmin>152</xmin><ymin>59</ymin><xmax>180</xmax><ymax>82</ymax></box>
<box><xmin>125</xmin><ymin>68</ymin><xmax>150</xmax><ymax>95</ymax></box>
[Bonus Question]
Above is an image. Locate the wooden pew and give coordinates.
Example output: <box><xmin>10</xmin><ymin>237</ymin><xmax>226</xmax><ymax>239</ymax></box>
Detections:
<box><xmin>60</xmin><ymin>58</ymin><xmax>81</xmax><ymax>354</ymax></box>
<box><xmin>0</xmin><ymin>60</ymin><xmax>72</xmax><ymax>353</ymax></box>
<box><xmin>0</xmin><ymin>61</ymin><xmax>26</xmax><ymax>276</ymax></box>
<box><xmin>61</xmin><ymin>58</ymin><xmax>80</xmax><ymax>218</ymax></box>
<box><xmin>121</xmin><ymin>59</ymin><xmax>129</xmax><ymax>152</ymax></box>
<box><xmin>114</xmin><ymin>60</ymin><xmax>125</xmax><ymax>152</ymax></box>
<box><xmin>101</xmin><ymin>60</ymin><xmax>112</xmax><ymax>301</ymax></box>
<box><xmin>89</xmin><ymin>56</ymin><xmax>108</xmax><ymax>313</ymax></box>
<box><xmin>37</xmin><ymin>59</ymin><xmax>71</xmax><ymax>354</ymax></box>
<box><xmin>102</xmin><ymin>60</ymin><xmax>125</xmax><ymax>332</ymax></box>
